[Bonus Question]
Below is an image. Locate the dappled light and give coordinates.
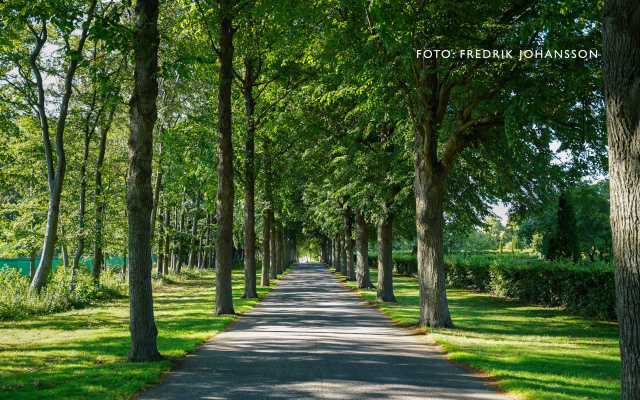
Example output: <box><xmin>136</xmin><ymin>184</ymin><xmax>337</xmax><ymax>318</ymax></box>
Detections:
<box><xmin>138</xmin><ymin>264</ymin><xmax>508</xmax><ymax>400</ymax></box>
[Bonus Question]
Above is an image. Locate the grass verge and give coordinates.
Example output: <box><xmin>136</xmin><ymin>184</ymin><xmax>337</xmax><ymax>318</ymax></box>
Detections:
<box><xmin>330</xmin><ymin>266</ymin><xmax>620</xmax><ymax>400</ymax></box>
<box><xmin>0</xmin><ymin>267</ymin><xmax>283</xmax><ymax>399</ymax></box>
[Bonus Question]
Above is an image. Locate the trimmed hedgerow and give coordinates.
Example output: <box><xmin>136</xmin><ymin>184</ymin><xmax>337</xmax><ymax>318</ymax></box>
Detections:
<box><xmin>393</xmin><ymin>255</ymin><xmax>418</xmax><ymax>276</ymax></box>
<box><xmin>444</xmin><ymin>256</ymin><xmax>616</xmax><ymax>320</ymax></box>
<box><xmin>366</xmin><ymin>254</ymin><xmax>418</xmax><ymax>277</ymax></box>
<box><xmin>366</xmin><ymin>252</ymin><xmax>616</xmax><ymax>320</ymax></box>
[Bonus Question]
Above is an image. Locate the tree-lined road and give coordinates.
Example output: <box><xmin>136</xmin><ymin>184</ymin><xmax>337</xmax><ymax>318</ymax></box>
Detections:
<box><xmin>136</xmin><ymin>263</ymin><xmax>508</xmax><ymax>400</ymax></box>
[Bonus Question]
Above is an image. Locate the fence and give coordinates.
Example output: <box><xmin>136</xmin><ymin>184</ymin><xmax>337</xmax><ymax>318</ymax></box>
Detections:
<box><xmin>0</xmin><ymin>256</ymin><xmax>128</xmax><ymax>276</ymax></box>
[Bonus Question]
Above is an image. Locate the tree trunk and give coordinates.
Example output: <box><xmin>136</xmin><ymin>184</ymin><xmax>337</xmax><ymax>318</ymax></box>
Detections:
<box><xmin>163</xmin><ymin>208</ymin><xmax>170</xmax><ymax>274</ymax></box>
<box><xmin>72</xmin><ymin>131</ymin><xmax>91</xmax><ymax>278</ymax></box>
<box><xmin>92</xmin><ymin>244</ymin><xmax>103</xmax><ymax>283</ymax></box>
<box><xmin>126</xmin><ymin>0</ymin><xmax>163</xmax><ymax>363</ymax></box>
<box><xmin>414</xmin><ymin>160</ymin><xmax>453</xmax><ymax>327</ymax></box>
<box><xmin>276</xmin><ymin>230</ymin><xmax>283</xmax><ymax>275</ymax></box>
<box><xmin>60</xmin><ymin>222</ymin><xmax>69</xmax><ymax>268</ymax></box>
<box><xmin>603</xmin><ymin>4</ymin><xmax>640</xmax><ymax>397</ymax></box>
<box><xmin>340</xmin><ymin>236</ymin><xmax>347</xmax><ymax>277</ymax></box>
<box><xmin>344</xmin><ymin>212</ymin><xmax>356</xmax><ymax>281</ymax></box>
<box><xmin>198</xmin><ymin>230</ymin><xmax>205</xmax><ymax>269</ymax></box>
<box><xmin>92</xmin><ymin>118</ymin><xmax>109</xmax><ymax>284</ymax></box>
<box><xmin>242</xmin><ymin>85</ymin><xmax>257</xmax><ymax>297</ymax></box>
<box><xmin>202</xmin><ymin>210</ymin><xmax>210</xmax><ymax>269</ymax></box>
<box><xmin>355</xmin><ymin>207</ymin><xmax>374</xmax><ymax>289</ymax></box>
<box><xmin>214</xmin><ymin>7</ymin><xmax>236</xmax><ymax>316</ymax></box>
<box><xmin>284</xmin><ymin>230</ymin><xmax>291</xmax><ymax>269</ymax></box>
<box><xmin>29</xmin><ymin>251</ymin><xmax>36</xmax><ymax>283</ymax></box>
<box><xmin>188</xmin><ymin>193</ymin><xmax>200</xmax><ymax>268</ymax></box>
<box><xmin>122</xmin><ymin>247</ymin><xmax>127</xmax><ymax>278</ymax></box>
<box><xmin>241</xmin><ymin>109</ymin><xmax>257</xmax><ymax>295</ymax></box>
<box><xmin>376</xmin><ymin>211</ymin><xmax>396</xmax><ymax>302</ymax></box>
<box><xmin>149</xmin><ymin>141</ymin><xmax>163</xmax><ymax>244</ymax></box>
<box><xmin>177</xmin><ymin>192</ymin><xmax>185</xmax><ymax>272</ymax></box>
<box><xmin>334</xmin><ymin>236</ymin><xmax>341</xmax><ymax>273</ymax></box>
<box><xmin>270</xmin><ymin>213</ymin><xmax>277</xmax><ymax>280</ymax></box>
<box><xmin>157</xmin><ymin>208</ymin><xmax>164</xmax><ymax>274</ymax></box>
<box><xmin>330</xmin><ymin>238</ymin><xmax>334</xmax><ymax>267</ymax></box>
<box><xmin>261</xmin><ymin>209</ymin><xmax>270</xmax><ymax>286</ymax></box>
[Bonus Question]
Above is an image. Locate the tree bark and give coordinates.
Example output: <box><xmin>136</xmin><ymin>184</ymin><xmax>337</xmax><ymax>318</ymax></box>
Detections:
<box><xmin>344</xmin><ymin>211</ymin><xmax>356</xmax><ymax>281</ymax></box>
<box><xmin>163</xmin><ymin>208</ymin><xmax>170</xmax><ymax>274</ymax></box>
<box><xmin>334</xmin><ymin>236</ymin><xmax>341</xmax><ymax>273</ymax></box>
<box><xmin>603</xmin><ymin>3</ymin><xmax>640</xmax><ymax>397</ymax></box>
<box><xmin>414</xmin><ymin>153</ymin><xmax>453</xmax><ymax>327</ymax></box>
<box><xmin>29</xmin><ymin>250</ymin><xmax>36</xmax><ymax>283</ymax></box>
<box><xmin>261</xmin><ymin>209</ymin><xmax>271</xmax><ymax>286</ymax></box>
<box><xmin>376</xmin><ymin>210</ymin><xmax>396</xmax><ymax>302</ymax></box>
<box><xmin>198</xmin><ymin>230</ymin><xmax>205</xmax><ymax>269</ymax></box>
<box><xmin>340</xmin><ymin>236</ymin><xmax>347</xmax><ymax>277</ymax></box>
<box><xmin>276</xmin><ymin>229</ymin><xmax>283</xmax><ymax>275</ymax></box>
<box><xmin>157</xmin><ymin>208</ymin><xmax>164</xmax><ymax>274</ymax></box>
<box><xmin>330</xmin><ymin>238</ymin><xmax>334</xmax><ymax>267</ymax></box>
<box><xmin>60</xmin><ymin>222</ymin><xmax>69</xmax><ymax>267</ymax></box>
<box><xmin>188</xmin><ymin>193</ymin><xmax>200</xmax><ymax>268</ymax></box>
<box><xmin>284</xmin><ymin>230</ymin><xmax>291</xmax><ymax>269</ymax></box>
<box><xmin>122</xmin><ymin>247</ymin><xmax>127</xmax><ymax>278</ymax></box>
<box><xmin>270</xmin><ymin>213</ymin><xmax>277</xmax><ymax>280</ymax></box>
<box><xmin>177</xmin><ymin>192</ymin><xmax>185</xmax><ymax>272</ymax></box>
<box><xmin>72</xmin><ymin>121</ymin><xmax>93</xmax><ymax>277</ymax></box>
<box><xmin>126</xmin><ymin>0</ymin><xmax>163</xmax><ymax>363</ymax></box>
<box><xmin>242</xmin><ymin>58</ymin><xmax>258</xmax><ymax>297</ymax></box>
<box><xmin>92</xmin><ymin>113</ymin><xmax>110</xmax><ymax>284</ymax></box>
<box><xmin>214</xmin><ymin>5</ymin><xmax>236</xmax><ymax>315</ymax></box>
<box><xmin>355</xmin><ymin>207</ymin><xmax>374</xmax><ymax>289</ymax></box>
<box><xmin>150</xmin><ymin>140</ymin><xmax>163</xmax><ymax>244</ymax></box>
<box><xmin>30</xmin><ymin>3</ymin><xmax>96</xmax><ymax>291</ymax></box>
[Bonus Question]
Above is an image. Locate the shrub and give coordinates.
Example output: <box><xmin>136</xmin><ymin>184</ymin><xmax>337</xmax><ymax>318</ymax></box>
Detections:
<box><xmin>367</xmin><ymin>255</ymin><xmax>378</xmax><ymax>269</ymax></box>
<box><xmin>0</xmin><ymin>265</ymin><xmax>127</xmax><ymax>321</ymax></box>
<box><xmin>393</xmin><ymin>255</ymin><xmax>418</xmax><ymax>276</ymax></box>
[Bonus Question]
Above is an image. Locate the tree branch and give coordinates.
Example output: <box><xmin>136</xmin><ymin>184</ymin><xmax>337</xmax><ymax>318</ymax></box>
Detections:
<box><xmin>194</xmin><ymin>0</ymin><xmax>221</xmax><ymax>56</ymax></box>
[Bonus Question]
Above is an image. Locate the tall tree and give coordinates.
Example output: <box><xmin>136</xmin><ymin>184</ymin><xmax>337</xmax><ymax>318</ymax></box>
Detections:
<box><xmin>603</xmin><ymin>1</ymin><xmax>640</xmax><ymax>397</ymax></box>
<box><xmin>126</xmin><ymin>0</ymin><xmax>163</xmax><ymax>362</ymax></box>
<box><xmin>346</xmin><ymin>0</ymin><xmax>604</xmax><ymax>327</ymax></box>
<box><xmin>546</xmin><ymin>192</ymin><xmax>580</xmax><ymax>262</ymax></box>
<box><xmin>240</xmin><ymin>55</ymin><xmax>258</xmax><ymax>298</ymax></box>
<box><xmin>195</xmin><ymin>0</ymin><xmax>256</xmax><ymax>315</ymax></box>
<box><xmin>20</xmin><ymin>0</ymin><xmax>98</xmax><ymax>291</ymax></box>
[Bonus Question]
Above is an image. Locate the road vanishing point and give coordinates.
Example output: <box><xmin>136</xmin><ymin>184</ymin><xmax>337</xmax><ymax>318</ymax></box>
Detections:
<box><xmin>136</xmin><ymin>262</ymin><xmax>510</xmax><ymax>400</ymax></box>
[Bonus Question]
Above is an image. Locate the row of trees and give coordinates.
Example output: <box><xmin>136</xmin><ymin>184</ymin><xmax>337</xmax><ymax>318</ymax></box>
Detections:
<box><xmin>0</xmin><ymin>0</ymin><xmax>311</xmax><ymax>360</ymax></box>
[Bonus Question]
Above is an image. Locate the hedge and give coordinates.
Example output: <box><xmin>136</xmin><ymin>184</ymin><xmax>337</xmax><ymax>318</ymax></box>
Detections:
<box><xmin>445</xmin><ymin>256</ymin><xmax>616</xmax><ymax>320</ymax></box>
<box><xmin>365</xmin><ymin>253</ymin><xmax>617</xmax><ymax>320</ymax></box>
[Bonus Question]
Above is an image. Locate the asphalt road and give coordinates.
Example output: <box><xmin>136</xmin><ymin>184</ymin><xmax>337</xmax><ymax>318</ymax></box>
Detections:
<box><xmin>136</xmin><ymin>262</ymin><xmax>510</xmax><ymax>400</ymax></box>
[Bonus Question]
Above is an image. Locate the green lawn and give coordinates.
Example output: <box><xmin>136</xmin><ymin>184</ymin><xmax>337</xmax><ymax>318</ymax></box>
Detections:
<box><xmin>0</xmin><ymin>268</ymin><xmax>280</xmax><ymax>400</ymax></box>
<box><xmin>332</xmin><ymin>266</ymin><xmax>620</xmax><ymax>400</ymax></box>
